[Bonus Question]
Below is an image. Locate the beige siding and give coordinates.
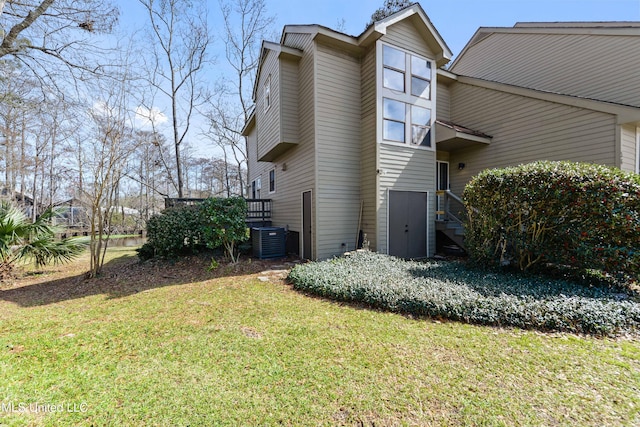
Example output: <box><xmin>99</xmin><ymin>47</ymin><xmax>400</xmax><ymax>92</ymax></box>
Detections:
<box><xmin>436</xmin><ymin>81</ymin><xmax>450</xmax><ymax>121</ymax></box>
<box><xmin>360</xmin><ymin>45</ymin><xmax>378</xmax><ymax>250</ymax></box>
<box><xmin>279</xmin><ymin>58</ymin><xmax>299</xmax><ymax>143</ymax></box>
<box><xmin>267</xmin><ymin>33</ymin><xmax>315</xmax><ymax>241</ymax></box>
<box><xmin>620</xmin><ymin>124</ymin><xmax>638</xmax><ymax>173</ymax></box>
<box><xmin>378</xmin><ymin>145</ymin><xmax>436</xmax><ymax>255</ymax></box>
<box><xmin>383</xmin><ymin>18</ymin><xmax>434</xmax><ymax>58</ymax></box>
<box><xmin>248</xmin><ymin>33</ymin><xmax>316</xmax><ymax>257</ymax></box>
<box><xmin>453</xmin><ymin>32</ymin><xmax>640</xmax><ymax>107</ymax></box>
<box><xmin>448</xmin><ymin>82</ymin><xmax>618</xmax><ymax>195</ymax></box>
<box><xmin>255</xmin><ymin>50</ymin><xmax>281</xmax><ymax>160</ymax></box>
<box><xmin>315</xmin><ymin>42</ymin><xmax>362</xmax><ymax>259</ymax></box>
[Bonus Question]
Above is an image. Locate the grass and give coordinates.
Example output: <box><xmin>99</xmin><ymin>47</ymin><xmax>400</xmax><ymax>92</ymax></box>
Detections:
<box><xmin>0</xmin><ymin>248</ymin><xmax>639</xmax><ymax>426</ymax></box>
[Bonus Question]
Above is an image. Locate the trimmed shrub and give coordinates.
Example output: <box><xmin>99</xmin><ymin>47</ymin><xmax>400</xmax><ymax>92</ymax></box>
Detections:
<box><xmin>138</xmin><ymin>197</ymin><xmax>249</xmax><ymax>261</ymax></box>
<box><xmin>138</xmin><ymin>205</ymin><xmax>205</xmax><ymax>259</ymax></box>
<box><xmin>288</xmin><ymin>251</ymin><xmax>640</xmax><ymax>336</ymax></box>
<box><xmin>200</xmin><ymin>197</ymin><xmax>248</xmax><ymax>262</ymax></box>
<box><xmin>463</xmin><ymin>161</ymin><xmax>640</xmax><ymax>280</ymax></box>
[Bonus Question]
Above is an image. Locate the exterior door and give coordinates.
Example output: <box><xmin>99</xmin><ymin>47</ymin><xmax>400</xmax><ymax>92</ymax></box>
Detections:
<box><xmin>436</xmin><ymin>161</ymin><xmax>449</xmax><ymax>220</ymax></box>
<box><xmin>389</xmin><ymin>190</ymin><xmax>428</xmax><ymax>258</ymax></box>
<box><xmin>302</xmin><ymin>191</ymin><xmax>312</xmax><ymax>259</ymax></box>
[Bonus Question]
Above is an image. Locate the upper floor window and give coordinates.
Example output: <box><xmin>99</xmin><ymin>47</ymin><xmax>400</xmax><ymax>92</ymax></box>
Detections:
<box><xmin>269</xmin><ymin>169</ymin><xmax>276</xmax><ymax>193</ymax></box>
<box><xmin>383</xmin><ymin>45</ymin><xmax>431</xmax><ymax>99</ymax></box>
<box><xmin>380</xmin><ymin>43</ymin><xmax>434</xmax><ymax>148</ymax></box>
<box><xmin>252</xmin><ymin>177</ymin><xmax>261</xmax><ymax>199</ymax></box>
<box><xmin>264</xmin><ymin>75</ymin><xmax>271</xmax><ymax>111</ymax></box>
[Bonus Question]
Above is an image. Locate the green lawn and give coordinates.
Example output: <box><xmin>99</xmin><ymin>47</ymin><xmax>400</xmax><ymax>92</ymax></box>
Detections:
<box><xmin>0</xmin><ymin>248</ymin><xmax>638</xmax><ymax>426</ymax></box>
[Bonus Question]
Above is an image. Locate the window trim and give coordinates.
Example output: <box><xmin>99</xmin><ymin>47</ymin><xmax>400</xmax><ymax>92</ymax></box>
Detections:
<box><xmin>377</xmin><ymin>41</ymin><xmax>435</xmax><ymax>151</ymax></box>
<box><xmin>264</xmin><ymin>75</ymin><xmax>271</xmax><ymax>112</ymax></box>
<box><xmin>268</xmin><ymin>168</ymin><xmax>276</xmax><ymax>193</ymax></box>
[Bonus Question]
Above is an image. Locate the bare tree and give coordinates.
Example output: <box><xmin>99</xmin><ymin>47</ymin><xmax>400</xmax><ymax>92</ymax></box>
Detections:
<box><xmin>205</xmin><ymin>0</ymin><xmax>275</xmax><ymax>197</ymax></box>
<box><xmin>0</xmin><ymin>0</ymin><xmax>119</xmax><ymax>91</ymax></box>
<box><xmin>82</xmin><ymin>77</ymin><xmax>140</xmax><ymax>277</ymax></box>
<box><xmin>137</xmin><ymin>0</ymin><xmax>211</xmax><ymax>198</ymax></box>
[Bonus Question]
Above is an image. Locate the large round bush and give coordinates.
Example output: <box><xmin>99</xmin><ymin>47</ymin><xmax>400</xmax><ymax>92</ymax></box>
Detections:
<box><xmin>463</xmin><ymin>161</ymin><xmax>640</xmax><ymax>279</ymax></box>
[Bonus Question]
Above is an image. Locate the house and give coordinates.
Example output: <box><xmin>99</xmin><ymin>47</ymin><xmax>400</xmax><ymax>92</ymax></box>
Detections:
<box><xmin>243</xmin><ymin>3</ymin><xmax>640</xmax><ymax>261</ymax></box>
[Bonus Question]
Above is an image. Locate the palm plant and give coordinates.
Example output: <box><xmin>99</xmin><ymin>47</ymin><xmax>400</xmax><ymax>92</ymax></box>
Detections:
<box><xmin>0</xmin><ymin>201</ymin><xmax>87</xmax><ymax>277</ymax></box>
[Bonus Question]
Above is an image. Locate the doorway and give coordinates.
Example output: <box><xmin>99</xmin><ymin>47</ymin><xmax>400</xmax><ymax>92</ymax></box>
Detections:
<box><xmin>388</xmin><ymin>190</ymin><xmax>428</xmax><ymax>258</ymax></box>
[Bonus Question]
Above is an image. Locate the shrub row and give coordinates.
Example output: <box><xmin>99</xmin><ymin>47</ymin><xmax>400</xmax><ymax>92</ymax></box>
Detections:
<box><xmin>288</xmin><ymin>251</ymin><xmax>640</xmax><ymax>336</ymax></box>
<box><xmin>463</xmin><ymin>161</ymin><xmax>640</xmax><ymax>280</ymax></box>
<box><xmin>138</xmin><ymin>197</ymin><xmax>247</xmax><ymax>260</ymax></box>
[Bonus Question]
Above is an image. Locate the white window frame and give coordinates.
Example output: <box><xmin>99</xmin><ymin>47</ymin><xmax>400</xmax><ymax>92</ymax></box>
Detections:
<box><xmin>264</xmin><ymin>75</ymin><xmax>271</xmax><ymax>112</ymax></box>
<box><xmin>268</xmin><ymin>168</ymin><xmax>276</xmax><ymax>193</ymax></box>
<box><xmin>377</xmin><ymin>41</ymin><xmax>435</xmax><ymax>151</ymax></box>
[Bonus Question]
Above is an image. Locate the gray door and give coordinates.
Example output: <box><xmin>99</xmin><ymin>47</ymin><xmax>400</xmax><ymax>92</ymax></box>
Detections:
<box><xmin>302</xmin><ymin>191</ymin><xmax>312</xmax><ymax>259</ymax></box>
<box><xmin>389</xmin><ymin>190</ymin><xmax>427</xmax><ymax>259</ymax></box>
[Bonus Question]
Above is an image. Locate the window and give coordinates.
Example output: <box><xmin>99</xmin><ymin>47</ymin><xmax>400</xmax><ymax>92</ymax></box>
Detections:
<box><xmin>379</xmin><ymin>43</ymin><xmax>433</xmax><ymax>148</ymax></box>
<box><xmin>251</xmin><ymin>177</ymin><xmax>261</xmax><ymax>199</ymax></box>
<box><xmin>383</xmin><ymin>98</ymin><xmax>406</xmax><ymax>143</ymax></box>
<box><xmin>264</xmin><ymin>75</ymin><xmax>271</xmax><ymax>111</ymax></box>
<box><xmin>269</xmin><ymin>169</ymin><xmax>276</xmax><ymax>193</ymax></box>
<box><xmin>411</xmin><ymin>105</ymin><xmax>431</xmax><ymax>147</ymax></box>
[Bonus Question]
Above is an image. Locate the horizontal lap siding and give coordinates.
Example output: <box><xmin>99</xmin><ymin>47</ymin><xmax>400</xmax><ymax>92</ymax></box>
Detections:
<box><xmin>383</xmin><ymin>18</ymin><xmax>434</xmax><ymax>57</ymax></box>
<box><xmin>453</xmin><ymin>32</ymin><xmax>640</xmax><ymax>107</ymax></box>
<box><xmin>378</xmin><ymin>145</ymin><xmax>436</xmax><ymax>255</ymax></box>
<box><xmin>256</xmin><ymin>51</ymin><xmax>281</xmax><ymax>159</ymax></box>
<box><xmin>315</xmin><ymin>43</ymin><xmax>362</xmax><ymax>259</ymax></box>
<box><xmin>360</xmin><ymin>46</ymin><xmax>378</xmax><ymax>250</ymax></box>
<box><xmin>267</xmin><ymin>34</ymin><xmax>315</xmax><ymax>243</ymax></box>
<box><xmin>436</xmin><ymin>82</ymin><xmax>451</xmax><ymax>121</ymax></box>
<box><xmin>280</xmin><ymin>58</ymin><xmax>299</xmax><ymax>143</ymax></box>
<box><xmin>620</xmin><ymin>125</ymin><xmax>638</xmax><ymax>173</ymax></box>
<box><xmin>448</xmin><ymin>83</ymin><xmax>617</xmax><ymax>195</ymax></box>
<box><xmin>379</xmin><ymin>19</ymin><xmax>437</xmax><ymax>256</ymax></box>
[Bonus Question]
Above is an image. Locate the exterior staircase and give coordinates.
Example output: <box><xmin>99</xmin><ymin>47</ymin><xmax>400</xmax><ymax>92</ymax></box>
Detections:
<box><xmin>435</xmin><ymin>190</ymin><xmax>467</xmax><ymax>252</ymax></box>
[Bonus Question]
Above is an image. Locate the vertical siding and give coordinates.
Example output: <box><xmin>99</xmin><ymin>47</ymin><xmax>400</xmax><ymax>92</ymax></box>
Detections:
<box><xmin>255</xmin><ymin>50</ymin><xmax>281</xmax><ymax>160</ymax></box>
<box><xmin>383</xmin><ymin>18</ymin><xmax>434</xmax><ymax>57</ymax></box>
<box><xmin>448</xmin><ymin>82</ymin><xmax>618</xmax><ymax>196</ymax></box>
<box><xmin>360</xmin><ymin>45</ymin><xmax>378</xmax><ymax>250</ymax></box>
<box><xmin>620</xmin><ymin>124</ymin><xmax>638</xmax><ymax>173</ymax></box>
<box><xmin>315</xmin><ymin>43</ymin><xmax>362</xmax><ymax>259</ymax></box>
<box><xmin>378</xmin><ymin>145</ymin><xmax>436</xmax><ymax>255</ymax></box>
<box><xmin>453</xmin><ymin>32</ymin><xmax>640</xmax><ymax>107</ymax></box>
<box><xmin>279</xmin><ymin>57</ymin><xmax>299</xmax><ymax>143</ymax></box>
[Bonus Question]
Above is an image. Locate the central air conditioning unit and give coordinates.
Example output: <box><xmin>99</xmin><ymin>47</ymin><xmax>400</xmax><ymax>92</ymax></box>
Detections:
<box><xmin>252</xmin><ymin>227</ymin><xmax>286</xmax><ymax>259</ymax></box>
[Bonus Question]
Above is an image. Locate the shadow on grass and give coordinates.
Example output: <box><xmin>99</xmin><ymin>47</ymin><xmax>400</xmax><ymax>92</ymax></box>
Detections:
<box><xmin>0</xmin><ymin>251</ymin><xmax>286</xmax><ymax>308</ymax></box>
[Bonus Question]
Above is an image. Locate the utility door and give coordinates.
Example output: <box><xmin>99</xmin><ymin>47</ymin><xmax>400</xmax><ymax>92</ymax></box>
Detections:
<box><xmin>388</xmin><ymin>190</ymin><xmax>428</xmax><ymax>259</ymax></box>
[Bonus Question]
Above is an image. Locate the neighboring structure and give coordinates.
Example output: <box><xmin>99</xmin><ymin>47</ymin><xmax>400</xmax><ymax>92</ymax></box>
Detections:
<box><xmin>243</xmin><ymin>4</ymin><xmax>640</xmax><ymax>260</ymax></box>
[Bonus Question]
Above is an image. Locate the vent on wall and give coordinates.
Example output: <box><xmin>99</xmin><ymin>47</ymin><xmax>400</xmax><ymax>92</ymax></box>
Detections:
<box><xmin>252</xmin><ymin>227</ymin><xmax>286</xmax><ymax>259</ymax></box>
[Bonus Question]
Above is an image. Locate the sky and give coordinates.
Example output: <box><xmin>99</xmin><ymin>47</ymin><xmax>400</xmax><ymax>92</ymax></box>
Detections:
<box><xmin>113</xmin><ymin>0</ymin><xmax>640</xmax><ymax>157</ymax></box>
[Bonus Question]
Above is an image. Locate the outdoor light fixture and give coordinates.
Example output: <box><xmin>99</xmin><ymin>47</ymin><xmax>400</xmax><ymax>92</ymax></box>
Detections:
<box><xmin>458</xmin><ymin>162</ymin><xmax>466</xmax><ymax>170</ymax></box>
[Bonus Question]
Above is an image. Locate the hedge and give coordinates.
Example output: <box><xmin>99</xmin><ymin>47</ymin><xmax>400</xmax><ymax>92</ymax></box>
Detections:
<box><xmin>463</xmin><ymin>161</ymin><xmax>640</xmax><ymax>280</ymax></box>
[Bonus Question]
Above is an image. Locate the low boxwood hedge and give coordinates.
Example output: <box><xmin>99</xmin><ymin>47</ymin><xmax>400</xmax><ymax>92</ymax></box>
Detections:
<box><xmin>288</xmin><ymin>251</ymin><xmax>640</xmax><ymax>337</ymax></box>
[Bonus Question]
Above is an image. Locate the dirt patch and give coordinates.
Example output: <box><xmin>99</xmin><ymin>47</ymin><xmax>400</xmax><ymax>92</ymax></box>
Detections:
<box><xmin>0</xmin><ymin>252</ymin><xmax>303</xmax><ymax>308</ymax></box>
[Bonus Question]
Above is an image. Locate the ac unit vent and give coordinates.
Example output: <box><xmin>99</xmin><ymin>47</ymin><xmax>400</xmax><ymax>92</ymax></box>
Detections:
<box><xmin>252</xmin><ymin>227</ymin><xmax>285</xmax><ymax>259</ymax></box>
